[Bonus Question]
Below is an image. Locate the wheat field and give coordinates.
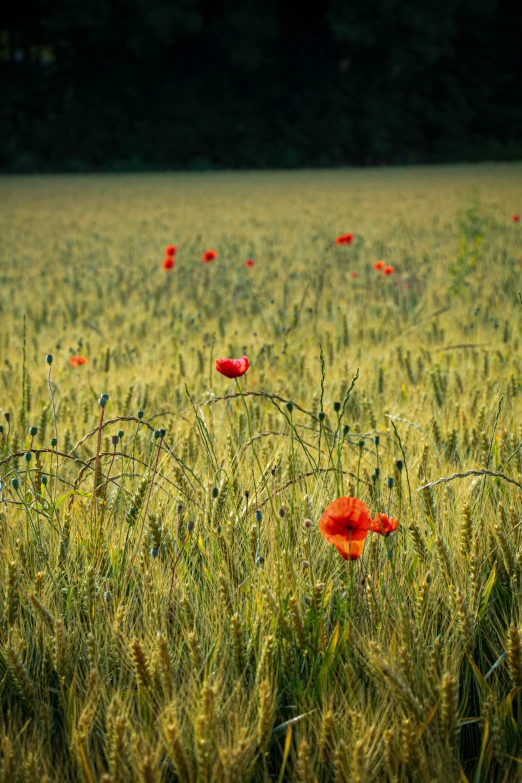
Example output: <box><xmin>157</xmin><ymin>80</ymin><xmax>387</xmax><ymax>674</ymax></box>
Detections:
<box><xmin>0</xmin><ymin>164</ymin><xmax>522</xmax><ymax>782</ymax></box>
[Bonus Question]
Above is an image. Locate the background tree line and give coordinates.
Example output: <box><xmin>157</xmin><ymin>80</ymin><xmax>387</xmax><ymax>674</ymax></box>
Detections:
<box><xmin>1</xmin><ymin>0</ymin><xmax>521</xmax><ymax>172</ymax></box>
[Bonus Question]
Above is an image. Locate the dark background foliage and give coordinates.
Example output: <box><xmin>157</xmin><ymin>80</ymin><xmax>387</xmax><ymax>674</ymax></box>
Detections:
<box><xmin>1</xmin><ymin>0</ymin><xmax>521</xmax><ymax>172</ymax></box>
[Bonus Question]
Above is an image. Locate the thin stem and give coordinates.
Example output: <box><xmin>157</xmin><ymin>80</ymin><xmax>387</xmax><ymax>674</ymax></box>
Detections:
<box><xmin>92</xmin><ymin>406</ymin><xmax>105</xmax><ymax>532</ymax></box>
<box><xmin>47</xmin><ymin>365</ymin><xmax>59</xmax><ymax>515</ymax></box>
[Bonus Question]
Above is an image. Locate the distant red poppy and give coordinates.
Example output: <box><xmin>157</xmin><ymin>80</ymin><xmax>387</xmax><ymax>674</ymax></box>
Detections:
<box><xmin>215</xmin><ymin>355</ymin><xmax>250</xmax><ymax>378</ymax></box>
<box><xmin>202</xmin><ymin>250</ymin><xmax>217</xmax><ymax>263</ymax></box>
<box><xmin>319</xmin><ymin>496</ymin><xmax>398</xmax><ymax>560</ymax></box>
<box><xmin>512</xmin><ymin>214</ymin><xmax>520</xmax><ymax>223</ymax></box>
<box><xmin>350</xmin><ymin>271</ymin><xmax>358</xmax><ymax>278</ymax></box>
<box><xmin>374</xmin><ymin>261</ymin><xmax>385</xmax><ymax>270</ymax></box>
<box><xmin>69</xmin><ymin>356</ymin><xmax>87</xmax><ymax>368</ymax></box>
<box><xmin>335</xmin><ymin>233</ymin><xmax>354</xmax><ymax>246</ymax></box>
<box><xmin>383</xmin><ymin>265</ymin><xmax>395</xmax><ymax>275</ymax></box>
<box><xmin>368</xmin><ymin>512</ymin><xmax>399</xmax><ymax>536</ymax></box>
<box><xmin>245</xmin><ymin>259</ymin><xmax>255</xmax><ymax>267</ymax></box>
<box><xmin>162</xmin><ymin>257</ymin><xmax>175</xmax><ymax>270</ymax></box>
<box><xmin>165</xmin><ymin>245</ymin><xmax>177</xmax><ymax>256</ymax></box>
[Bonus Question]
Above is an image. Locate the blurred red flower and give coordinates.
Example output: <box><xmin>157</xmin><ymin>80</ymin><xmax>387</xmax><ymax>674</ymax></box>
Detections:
<box><xmin>368</xmin><ymin>512</ymin><xmax>399</xmax><ymax>535</ymax></box>
<box><xmin>512</xmin><ymin>214</ymin><xmax>520</xmax><ymax>223</ymax></box>
<box><xmin>162</xmin><ymin>257</ymin><xmax>175</xmax><ymax>270</ymax></box>
<box><xmin>165</xmin><ymin>245</ymin><xmax>177</xmax><ymax>256</ymax></box>
<box><xmin>245</xmin><ymin>259</ymin><xmax>255</xmax><ymax>267</ymax></box>
<box><xmin>374</xmin><ymin>261</ymin><xmax>385</xmax><ymax>270</ymax></box>
<box><xmin>202</xmin><ymin>250</ymin><xmax>217</xmax><ymax>263</ymax></box>
<box><xmin>69</xmin><ymin>356</ymin><xmax>87</xmax><ymax>367</ymax></box>
<box><xmin>383</xmin><ymin>265</ymin><xmax>395</xmax><ymax>275</ymax></box>
<box><xmin>350</xmin><ymin>271</ymin><xmax>358</xmax><ymax>278</ymax></box>
<box><xmin>215</xmin><ymin>355</ymin><xmax>250</xmax><ymax>378</ymax></box>
<box><xmin>335</xmin><ymin>233</ymin><xmax>354</xmax><ymax>245</ymax></box>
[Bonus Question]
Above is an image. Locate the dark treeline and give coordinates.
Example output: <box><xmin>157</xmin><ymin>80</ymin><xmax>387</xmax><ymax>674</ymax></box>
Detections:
<box><xmin>2</xmin><ymin>0</ymin><xmax>521</xmax><ymax>172</ymax></box>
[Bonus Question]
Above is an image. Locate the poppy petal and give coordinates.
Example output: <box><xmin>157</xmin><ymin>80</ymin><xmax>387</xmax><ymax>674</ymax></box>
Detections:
<box><xmin>319</xmin><ymin>496</ymin><xmax>372</xmax><ymax>537</ymax></box>
<box><xmin>368</xmin><ymin>513</ymin><xmax>399</xmax><ymax>535</ymax></box>
<box><xmin>215</xmin><ymin>355</ymin><xmax>250</xmax><ymax>378</ymax></box>
<box><xmin>323</xmin><ymin>529</ymin><xmax>368</xmax><ymax>560</ymax></box>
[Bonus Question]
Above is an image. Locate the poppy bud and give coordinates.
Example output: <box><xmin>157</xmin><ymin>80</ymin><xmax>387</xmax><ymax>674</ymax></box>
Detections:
<box><xmin>153</xmin><ymin>430</ymin><xmax>161</xmax><ymax>440</ymax></box>
<box><xmin>111</xmin><ymin>435</ymin><xmax>119</xmax><ymax>446</ymax></box>
<box><xmin>117</xmin><ymin>430</ymin><xmax>124</xmax><ymax>438</ymax></box>
<box><xmin>255</xmin><ymin>510</ymin><xmax>263</xmax><ymax>523</ymax></box>
<box><xmin>211</xmin><ymin>486</ymin><xmax>219</xmax><ymax>498</ymax></box>
<box><xmin>255</xmin><ymin>555</ymin><xmax>265</xmax><ymax>566</ymax></box>
<box><xmin>0</xmin><ymin>425</ymin><xmax>3</xmax><ymax>433</ymax></box>
<box><xmin>286</xmin><ymin>401</ymin><xmax>294</xmax><ymax>413</ymax></box>
<box><xmin>24</xmin><ymin>451</ymin><xmax>32</xmax><ymax>462</ymax></box>
<box><xmin>11</xmin><ymin>478</ymin><xmax>20</xmax><ymax>490</ymax></box>
<box><xmin>187</xmin><ymin>519</ymin><xmax>195</xmax><ymax>533</ymax></box>
<box><xmin>159</xmin><ymin>428</ymin><xmax>166</xmax><ymax>438</ymax></box>
<box><xmin>343</xmin><ymin>424</ymin><xmax>350</xmax><ymax>436</ymax></box>
<box><xmin>302</xmin><ymin>560</ymin><xmax>310</xmax><ymax>569</ymax></box>
<box><xmin>29</xmin><ymin>426</ymin><xmax>38</xmax><ymax>436</ymax></box>
<box><xmin>50</xmin><ymin>437</ymin><xmax>58</xmax><ymax>447</ymax></box>
<box><xmin>98</xmin><ymin>397</ymin><xmax>107</xmax><ymax>408</ymax></box>
<box><xmin>216</xmin><ymin>525</ymin><xmax>222</xmax><ymax>535</ymax></box>
<box><xmin>245</xmin><ymin>490</ymin><xmax>249</xmax><ymax>499</ymax></box>
<box><xmin>333</xmin><ymin>401</ymin><xmax>341</xmax><ymax>412</ymax></box>
<box><xmin>373</xmin><ymin>467</ymin><xmax>380</xmax><ymax>478</ymax></box>
<box><xmin>100</xmin><ymin>393</ymin><xmax>109</xmax><ymax>401</ymax></box>
<box><xmin>425</xmin><ymin>571</ymin><xmax>432</xmax><ymax>584</ymax></box>
<box><xmin>4</xmin><ymin>413</ymin><xmax>11</xmax><ymax>423</ymax></box>
<box><xmin>41</xmin><ymin>475</ymin><xmax>48</xmax><ymax>486</ymax></box>
<box><xmin>318</xmin><ymin>411</ymin><xmax>326</xmax><ymax>422</ymax></box>
<box><xmin>395</xmin><ymin>459</ymin><xmax>404</xmax><ymax>471</ymax></box>
<box><xmin>177</xmin><ymin>503</ymin><xmax>184</xmax><ymax>513</ymax></box>
<box><xmin>278</xmin><ymin>507</ymin><xmax>286</xmax><ymax>518</ymax></box>
<box><xmin>137</xmin><ymin>409</ymin><xmax>144</xmax><ymax>419</ymax></box>
<box><xmin>374</xmin><ymin>435</ymin><xmax>380</xmax><ymax>446</ymax></box>
<box><xmin>46</xmin><ymin>354</ymin><xmax>53</xmax><ymax>365</ymax></box>
<box><xmin>150</xmin><ymin>547</ymin><xmax>160</xmax><ymax>558</ymax></box>
<box><xmin>386</xmin><ymin>477</ymin><xmax>394</xmax><ymax>489</ymax></box>
<box><xmin>304</xmin><ymin>518</ymin><xmax>313</xmax><ymax>529</ymax></box>
<box><xmin>358</xmin><ymin>440</ymin><xmax>365</xmax><ymax>449</ymax></box>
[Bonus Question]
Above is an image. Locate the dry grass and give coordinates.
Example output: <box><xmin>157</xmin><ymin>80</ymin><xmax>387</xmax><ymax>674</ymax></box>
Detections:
<box><xmin>0</xmin><ymin>164</ymin><xmax>522</xmax><ymax>781</ymax></box>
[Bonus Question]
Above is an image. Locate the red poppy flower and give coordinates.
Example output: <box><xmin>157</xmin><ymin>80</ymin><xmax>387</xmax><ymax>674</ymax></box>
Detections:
<box><xmin>350</xmin><ymin>271</ymin><xmax>358</xmax><ymax>278</ymax></box>
<box><xmin>319</xmin><ymin>497</ymin><xmax>372</xmax><ymax>560</ymax></box>
<box><xmin>319</xmin><ymin>496</ymin><xmax>398</xmax><ymax>560</ymax></box>
<box><xmin>245</xmin><ymin>259</ymin><xmax>255</xmax><ymax>268</ymax></box>
<box><xmin>335</xmin><ymin>233</ymin><xmax>354</xmax><ymax>246</ymax></box>
<box><xmin>69</xmin><ymin>356</ymin><xmax>87</xmax><ymax>367</ymax></box>
<box><xmin>162</xmin><ymin>257</ymin><xmax>175</xmax><ymax>270</ymax></box>
<box><xmin>368</xmin><ymin>512</ymin><xmax>399</xmax><ymax>536</ymax></box>
<box><xmin>202</xmin><ymin>250</ymin><xmax>217</xmax><ymax>263</ymax></box>
<box><xmin>165</xmin><ymin>245</ymin><xmax>177</xmax><ymax>256</ymax></box>
<box><xmin>374</xmin><ymin>261</ymin><xmax>385</xmax><ymax>270</ymax></box>
<box><xmin>215</xmin><ymin>355</ymin><xmax>249</xmax><ymax>378</ymax></box>
<box><xmin>383</xmin><ymin>265</ymin><xmax>395</xmax><ymax>275</ymax></box>
<box><xmin>512</xmin><ymin>214</ymin><xmax>520</xmax><ymax>223</ymax></box>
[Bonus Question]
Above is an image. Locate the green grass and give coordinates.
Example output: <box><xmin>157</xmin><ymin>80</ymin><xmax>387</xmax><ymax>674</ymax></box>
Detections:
<box><xmin>0</xmin><ymin>164</ymin><xmax>522</xmax><ymax>782</ymax></box>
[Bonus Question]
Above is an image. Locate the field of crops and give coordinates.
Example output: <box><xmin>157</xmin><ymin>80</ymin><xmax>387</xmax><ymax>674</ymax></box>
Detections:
<box><xmin>0</xmin><ymin>164</ymin><xmax>522</xmax><ymax>782</ymax></box>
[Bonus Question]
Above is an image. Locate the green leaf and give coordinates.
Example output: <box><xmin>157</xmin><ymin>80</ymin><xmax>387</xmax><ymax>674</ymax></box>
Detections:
<box><xmin>314</xmin><ymin>621</ymin><xmax>340</xmax><ymax>699</ymax></box>
<box><xmin>55</xmin><ymin>489</ymin><xmax>92</xmax><ymax>508</ymax></box>
<box><xmin>478</xmin><ymin>565</ymin><xmax>496</xmax><ymax>620</ymax></box>
<box><xmin>272</xmin><ymin>711</ymin><xmax>316</xmax><ymax>741</ymax></box>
